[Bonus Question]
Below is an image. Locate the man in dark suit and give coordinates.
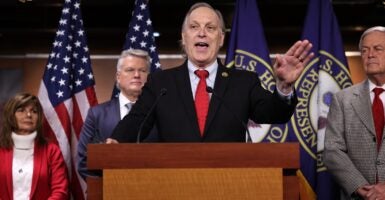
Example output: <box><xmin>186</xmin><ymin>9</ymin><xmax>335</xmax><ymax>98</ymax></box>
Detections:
<box><xmin>324</xmin><ymin>26</ymin><xmax>385</xmax><ymax>200</ymax></box>
<box><xmin>77</xmin><ymin>49</ymin><xmax>151</xmax><ymax>180</ymax></box>
<box><xmin>108</xmin><ymin>2</ymin><xmax>313</xmax><ymax>143</ymax></box>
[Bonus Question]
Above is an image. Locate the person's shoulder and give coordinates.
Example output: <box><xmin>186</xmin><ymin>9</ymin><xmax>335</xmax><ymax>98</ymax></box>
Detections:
<box><xmin>223</xmin><ymin>66</ymin><xmax>258</xmax><ymax>81</ymax></box>
<box><xmin>149</xmin><ymin>63</ymin><xmax>186</xmax><ymax>79</ymax></box>
<box><xmin>335</xmin><ymin>80</ymin><xmax>366</xmax><ymax>97</ymax></box>
<box><xmin>45</xmin><ymin>141</ymin><xmax>60</xmax><ymax>150</ymax></box>
<box><xmin>89</xmin><ymin>99</ymin><xmax>117</xmax><ymax>110</ymax></box>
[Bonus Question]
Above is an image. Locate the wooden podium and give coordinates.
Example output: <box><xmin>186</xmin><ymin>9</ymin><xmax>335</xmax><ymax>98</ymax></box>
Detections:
<box><xmin>87</xmin><ymin>143</ymin><xmax>299</xmax><ymax>200</ymax></box>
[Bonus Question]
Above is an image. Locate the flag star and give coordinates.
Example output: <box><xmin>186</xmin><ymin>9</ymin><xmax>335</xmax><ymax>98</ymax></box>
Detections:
<box><xmin>140</xmin><ymin>41</ymin><xmax>147</xmax><ymax>47</ymax></box>
<box><xmin>47</xmin><ymin>63</ymin><xmax>53</xmax><ymax>69</ymax></box>
<box><xmin>81</xmin><ymin>57</ymin><xmax>88</xmax><ymax>63</ymax></box>
<box><xmin>73</xmin><ymin>53</ymin><xmax>78</xmax><ymax>58</ymax></box>
<box><xmin>61</xmin><ymin>67</ymin><xmax>69</xmax><ymax>74</ymax></box>
<box><xmin>78</xmin><ymin>30</ymin><xmax>84</xmax><ymax>36</ymax></box>
<box><xmin>69</xmin><ymin>85</ymin><xmax>73</xmax><ymax>90</ymax></box>
<box><xmin>75</xmin><ymin>41</ymin><xmax>81</xmax><ymax>47</ymax></box>
<box><xmin>54</xmin><ymin>65</ymin><xmax>58</xmax><ymax>70</ymax></box>
<box><xmin>63</xmin><ymin>56</ymin><xmax>70</xmax><ymax>63</ymax></box>
<box><xmin>146</xmin><ymin>19</ymin><xmax>152</xmax><ymax>26</ymax></box>
<box><xmin>83</xmin><ymin>46</ymin><xmax>89</xmax><ymax>52</ymax></box>
<box><xmin>68</xmin><ymin>35</ymin><xmax>73</xmax><ymax>40</ymax></box>
<box><xmin>56</xmin><ymin>90</ymin><xmax>64</xmax><ymax>98</ymax></box>
<box><xmin>136</xmin><ymin>14</ymin><xmax>143</xmax><ymax>21</ymax></box>
<box><xmin>62</xmin><ymin>8</ymin><xmax>69</xmax><ymax>14</ymax></box>
<box><xmin>140</xmin><ymin>3</ymin><xmax>146</xmax><ymax>10</ymax></box>
<box><xmin>78</xmin><ymin>68</ymin><xmax>85</xmax><ymax>75</ymax></box>
<box><xmin>74</xmin><ymin>2</ymin><xmax>80</xmax><ymax>8</ymax></box>
<box><xmin>130</xmin><ymin>36</ymin><xmax>137</xmax><ymax>43</ymax></box>
<box><xmin>56</xmin><ymin>30</ymin><xmax>65</xmax><ymax>36</ymax></box>
<box><xmin>75</xmin><ymin>79</ymin><xmax>82</xmax><ymax>86</ymax></box>
<box><xmin>150</xmin><ymin>45</ymin><xmax>156</xmax><ymax>52</ymax></box>
<box><xmin>51</xmin><ymin>76</ymin><xmax>56</xmax><ymax>82</ymax></box>
<box><xmin>87</xmin><ymin>73</ymin><xmax>93</xmax><ymax>80</ymax></box>
<box><xmin>53</xmin><ymin>41</ymin><xmax>59</xmax><ymax>47</ymax></box>
<box><xmin>133</xmin><ymin>24</ymin><xmax>140</xmax><ymax>31</ymax></box>
<box><xmin>57</xmin><ymin>42</ymin><xmax>62</xmax><ymax>47</ymax></box>
<box><xmin>56</xmin><ymin>53</ymin><xmax>61</xmax><ymax>58</ymax></box>
<box><xmin>72</xmin><ymin>14</ymin><xmax>78</xmax><ymax>20</ymax></box>
<box><xmin>155</xmin><ymin>62</ymin><xmax>161</xmax><ymax>68</ymax></box>
<box><xmin>65</xmin><ymin>0</ymin><xmax>70</xmax><ymax>3</ymax></box>
<box><xmin>143</xmin><ymin>30</ymin><xmax>149</xmax><ymax>37</ymax></box>
<box><xmin>66</xmin><ymin>45</ymin><xmax>72</xmax><ymax>51</ymax></box>
<box><xmin>58</xmin><ymin>79</ymin><xmax>66</xmax><ymax>86</ymax></box>
<box><xmin>59</xmin><ymin>19</ymin><xmax>67</xmax><ymax>25</ymax></box>
<box><xmin>50</xmin><ymin>52</ymin><xmax>55</xmax><ymax>58</ymax></box>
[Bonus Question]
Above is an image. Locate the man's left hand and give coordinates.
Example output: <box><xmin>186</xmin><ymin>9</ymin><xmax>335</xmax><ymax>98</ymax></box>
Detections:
<box><xmin>274</xmin><ymin>40</ymin><xmax>314</xmax><ymax>94</ymax></box>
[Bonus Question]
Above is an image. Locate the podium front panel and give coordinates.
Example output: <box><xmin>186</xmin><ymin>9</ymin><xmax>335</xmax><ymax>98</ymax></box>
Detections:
<box><xmin>103</xmin><ymin>168</ymin><xmax>282</xmax><ymax>200</ymax></box>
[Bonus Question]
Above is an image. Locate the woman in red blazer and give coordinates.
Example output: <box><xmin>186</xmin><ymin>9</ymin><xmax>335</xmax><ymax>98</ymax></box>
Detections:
<box><xmin>0</xmin><ymin>93</ymin><xmax>68</xmax><ymax>200</ymax></box>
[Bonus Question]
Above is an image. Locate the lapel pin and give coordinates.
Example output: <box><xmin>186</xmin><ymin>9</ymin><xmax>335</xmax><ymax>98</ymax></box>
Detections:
<box><xmin>222</xmin><ymin>72</ymin><xmax>228</xmax><ymax>77</ymax></box>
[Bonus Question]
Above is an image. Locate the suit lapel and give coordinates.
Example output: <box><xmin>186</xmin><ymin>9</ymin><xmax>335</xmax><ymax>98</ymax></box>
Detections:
<box><xmin>174</xmin><ymin>62</ymin><xmax>201</xmax><ymax>135</ymax></box>
<box><xmin>4</xmin><ymin>149</ymin><xmax>14</xmax><ymax>199</ymax></box>
<box><xmin>30</xmin><ymin>143</ymin><xmax>43</xmax><ymax>198</ymax></box>
<box><xmin>204</xmin><ymin>63</ymin><xmax>231</xmax><ymax>134</ymax></box>
<box><xmin>351</xmin><ymin>80</ymin><xmax>376</xmax><ymax>136</ymax></box>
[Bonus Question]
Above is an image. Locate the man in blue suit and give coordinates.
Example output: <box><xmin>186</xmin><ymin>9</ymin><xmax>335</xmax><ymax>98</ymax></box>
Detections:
<box><xmin>77</xmin><ymin>49</ymin><xmax>151</xmax><ymax>180</ymax></box>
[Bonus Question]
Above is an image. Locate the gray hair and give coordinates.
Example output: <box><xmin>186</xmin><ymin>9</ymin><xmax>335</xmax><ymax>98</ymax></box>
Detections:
<box><xmin>116</xmin><ymin>49</ymin><xmax>151</xmax><ymax>71</ymax></box>
<box><xmin>359</xmin><ymin>26</ymin><xmax>385</xmax><ymax>50</ymax></box>
<box><xmin>181</xmin><ymin>2</ymin><xmax>226</xmax><ymax>34</ymax></box>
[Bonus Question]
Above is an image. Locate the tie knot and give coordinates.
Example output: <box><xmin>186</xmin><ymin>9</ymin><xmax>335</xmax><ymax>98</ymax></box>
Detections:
<box><xmin>373</xmin><ymin>88</ymin><xmax>384</xmax><ymax>96</ymax></box>
<box><xmin>125</xmin><ymin>102</ymin><xmax>133</xmax><ymax>110</ymax></box>
<box><xmin>195</xmin><ymin>70</ymin><xmax>209</xmax><ymax>79</ymax></box>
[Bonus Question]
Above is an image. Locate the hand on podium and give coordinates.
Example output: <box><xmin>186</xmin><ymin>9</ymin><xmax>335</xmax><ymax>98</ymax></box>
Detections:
<box><xmin>106</xmin><ymin>138</ymin><xmax>119</xmax><ymax>144</ymax></box>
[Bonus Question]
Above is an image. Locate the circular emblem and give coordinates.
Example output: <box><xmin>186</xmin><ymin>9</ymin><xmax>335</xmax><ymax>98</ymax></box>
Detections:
<box><xmin>290</xmin><ymin>50</ymin><xmax>352</xmax><ymax>171</ymax></box>
<box><xmin>227</xmin><ymin>49</ymin><xmax>288</xmax><ymax>143</ymax></box>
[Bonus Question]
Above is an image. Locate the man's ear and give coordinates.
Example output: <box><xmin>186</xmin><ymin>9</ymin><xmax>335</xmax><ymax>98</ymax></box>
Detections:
<box><xmin>181</xmin><ymin>33</ymin><xmax>186</xmax><ymax>45</ymax></box>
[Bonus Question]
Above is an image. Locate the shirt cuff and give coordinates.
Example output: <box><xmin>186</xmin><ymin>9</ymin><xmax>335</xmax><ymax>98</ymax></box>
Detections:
<box><xmin>276</xmin><ymin>86</ymin><xmax>294</xmax><ymax>104</ymax></box>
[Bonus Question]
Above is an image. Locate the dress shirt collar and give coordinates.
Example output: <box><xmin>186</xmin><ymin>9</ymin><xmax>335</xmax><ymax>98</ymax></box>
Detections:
<box><xmin>187</xmin><ymin>59</ymin><xmax>218</xmax><ymax>87</ymax></box>
<box><xmin>368</xmin><ymin>80</ymin><xmax>385</xmax><ymax>92</ymax></box>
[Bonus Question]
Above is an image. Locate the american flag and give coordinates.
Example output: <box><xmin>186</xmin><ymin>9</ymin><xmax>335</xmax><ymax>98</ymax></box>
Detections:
<box><xmin>38</xmin><ymin>0</ymin><xmax>97</xmax><ymax>199</ymax></box>
<box><xmin>112</xmin><ymin>0</ymin><xmax>161</xmax><ymax>98</ymax></box>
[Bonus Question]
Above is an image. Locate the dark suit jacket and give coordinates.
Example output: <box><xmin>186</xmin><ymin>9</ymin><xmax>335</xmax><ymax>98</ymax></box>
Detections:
<box><xmin>77</xmin><ymin>97</ymin><xmax>158</xmax><ymax>180</ymax></box>
<box><xmin>0</xmin><ymin>142</ymin><xmax>68</xmax><ymax>200</ymax></box>
<box><xmin>77</xmin><ymin>98</ymin><xmax>121</xmax><ymax>180</ymax></box>
<box><xmin>112</xmin><ymin>60</ymin><xmax>297</xmax><ymax>142</ymax></box>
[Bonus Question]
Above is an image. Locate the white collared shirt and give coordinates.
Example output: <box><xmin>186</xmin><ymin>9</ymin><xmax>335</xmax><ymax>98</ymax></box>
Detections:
<box><xmin>188</xmin><ymin>60</ymin><xmax>218</xmax><ymax>99</ymax></box>
<box><xmin>368</xmin><ymin>80</ymin><xmax>385</xmax><ymax>105</ymax></box>
<box><xmin>118</xmin><ymin>93</ymin><xmax>135</xmax><ymax>119</ymax></box>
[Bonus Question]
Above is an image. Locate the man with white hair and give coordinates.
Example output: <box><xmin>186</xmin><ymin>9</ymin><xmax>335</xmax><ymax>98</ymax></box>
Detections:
<box><xmin>324</xmin><ymin>26</ymin><xmax>385</xmax><ymax>200</ymax></box>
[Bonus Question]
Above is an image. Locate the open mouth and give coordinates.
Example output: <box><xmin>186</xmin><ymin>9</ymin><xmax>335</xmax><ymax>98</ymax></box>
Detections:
<box><xmin>195</xmin><ymin>42</ymin><xmax>209</xmax><ymax>48</ymax></box>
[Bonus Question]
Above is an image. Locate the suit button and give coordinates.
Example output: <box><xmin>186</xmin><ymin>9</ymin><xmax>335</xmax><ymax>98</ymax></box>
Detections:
<box><xmin>373</xmin><ymin>137</ymin><xmax>376</xmax><ymax>142</ymax></box>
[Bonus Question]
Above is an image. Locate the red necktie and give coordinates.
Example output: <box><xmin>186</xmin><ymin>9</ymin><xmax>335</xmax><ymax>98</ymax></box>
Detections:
<box><xmin>373</xmin><ymin>88</ymin><xmax>384</xmax><ymax>150</ymax></box>
<box><xmin>194</xmin><ymin>70</ymin><xmax>209</xmax><ymax>136</ymax></box>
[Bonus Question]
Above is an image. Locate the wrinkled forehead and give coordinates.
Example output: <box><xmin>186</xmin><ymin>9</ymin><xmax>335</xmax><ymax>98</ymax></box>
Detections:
<box><xmin>188</xmin><ymin>7</ymin><xmax>220</xmax><ymax>26</ymax></box>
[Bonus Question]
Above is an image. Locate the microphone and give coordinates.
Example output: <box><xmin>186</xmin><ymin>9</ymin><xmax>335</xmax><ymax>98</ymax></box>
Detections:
<box><xmin>136</xmin><ymin>88</ymin><xmax>167</xmax><ymax>143</ymax></box>
<box><xmin>206</xmin><ymin>86</ymin><xmax>252</xmax><ymax>143</ymax></box>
